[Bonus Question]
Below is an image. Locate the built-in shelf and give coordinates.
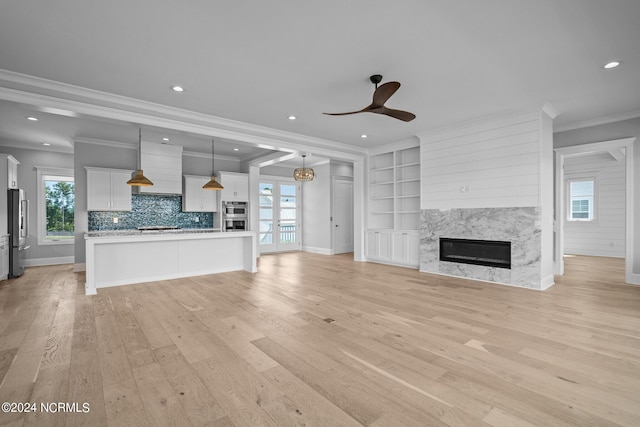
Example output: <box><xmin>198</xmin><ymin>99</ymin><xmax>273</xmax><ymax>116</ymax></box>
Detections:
<box><xmin>368</xmin><ymin>145</ymin><xmax>420</xmax><ymax>231</ymax></box>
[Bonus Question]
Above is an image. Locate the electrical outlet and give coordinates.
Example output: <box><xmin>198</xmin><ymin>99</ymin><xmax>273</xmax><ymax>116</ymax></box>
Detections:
<box><xmin>113</xmin><ymin>217</ymin><xmax>118</xmax><ymax>224</ymax></box>
<box><xmin>194</xmin><ymin>217</ymin><xmax>200</xmax><ymax>223</ymax></box>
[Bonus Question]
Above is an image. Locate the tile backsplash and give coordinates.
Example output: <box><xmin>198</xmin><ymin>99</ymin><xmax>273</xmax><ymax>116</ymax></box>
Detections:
<box><xmin>88</xmin><ymin>194</ymin><xmax>213</xmax><ymax>231</ymax></box>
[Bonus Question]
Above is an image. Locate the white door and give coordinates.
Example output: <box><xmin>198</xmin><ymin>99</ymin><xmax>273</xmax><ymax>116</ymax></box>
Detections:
<box><xmin>333</xmin><ymin>178</ymin><xmax>354</xmax><ymax>254</ymax></box>
<box><xmin>259</xmin><ymin>180</ymin><xmax>300</xmax><ymax>253</ymax></box>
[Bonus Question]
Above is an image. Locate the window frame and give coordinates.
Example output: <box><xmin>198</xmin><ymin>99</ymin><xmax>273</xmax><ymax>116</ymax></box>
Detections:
<box><xmin>566</xmin><ymin>174</ymin><xmax>598</xmax><ymax>223</ymax></box>
<box><xmin>36</xmin><ymin>166</ymin><xmax>75</xmax><ymax>246</ymax></box>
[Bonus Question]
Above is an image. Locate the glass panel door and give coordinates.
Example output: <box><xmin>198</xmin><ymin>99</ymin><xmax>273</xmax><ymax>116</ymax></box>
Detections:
<box><xmin>259</xmin><ymin>182</ymin><xmax>276</xmax><ymax>252</ymax></box>
<box><xmin>259</xmin><ymin>180</ymin><xmax>300</xmax><ymax>253</ymax></box>
<box><xmin>278</xmin><ymin>183</ymin><xmax>299</xmax><ymax>251</ymax></box>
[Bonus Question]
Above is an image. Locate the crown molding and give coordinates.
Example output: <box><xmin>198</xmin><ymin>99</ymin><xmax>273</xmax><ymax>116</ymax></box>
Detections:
<box><xmin>554</xmin><ymin>110</ymin><xmax>640</xmax><ymax>133</ymax></box>
<box><xmin>0</xmin><ymin>69</ymin><xmax>367</xmax><ymax>161</ymax></box>
<box><xmin>73</xmin><ymin>137</ymin><xmax>134</xmax><ymax>150</ymax></box>
<box><xmin>0</xmin><ymin>140</ymin><xmax>74</xmax><ymax>154</ymax></box>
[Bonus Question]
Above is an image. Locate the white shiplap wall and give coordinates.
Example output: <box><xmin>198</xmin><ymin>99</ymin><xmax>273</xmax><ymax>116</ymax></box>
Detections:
<box><xmin>564</xmin><ymin>152</ymin><xmax>626</xmax><ymax>258</ymax></box>
<box><xmin>419</xmin><ymin>111</ymin><xmax>541</xmax><ymax>209</ymax></box>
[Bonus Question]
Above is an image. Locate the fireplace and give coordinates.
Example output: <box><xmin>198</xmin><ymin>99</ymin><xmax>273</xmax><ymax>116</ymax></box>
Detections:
<box><xmin>439</xmin><ymin>238</ymin><xmax>511</xmax><ymax>269</ymax></box>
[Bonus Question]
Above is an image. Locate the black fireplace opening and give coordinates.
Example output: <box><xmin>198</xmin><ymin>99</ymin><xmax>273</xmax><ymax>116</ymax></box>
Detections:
<box><xmin>439</xmin><ymin>238</ymin><xmax>511</xmax><ymax>269</ymax></box>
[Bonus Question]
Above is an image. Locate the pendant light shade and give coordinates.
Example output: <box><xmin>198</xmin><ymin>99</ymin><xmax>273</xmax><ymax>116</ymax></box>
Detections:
<box><xmin>293</xmin><ymin>154</ymin><xmax>314</xmax><ymax>182</ymax></box>
<box><xmin>127</xmin><ymin>128</ymin><xmax>153</xmax><ymax>187</ymax></box>
<box><xmin>203</xmin><ymin>139</ymin><xmax>224</xmax><ymax>190</ymax></box>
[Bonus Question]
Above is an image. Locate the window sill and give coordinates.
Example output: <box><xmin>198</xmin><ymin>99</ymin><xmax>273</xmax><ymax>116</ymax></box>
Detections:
<box><xmin>38</xmin><ymin>239</ymin><xmax>74</xmax><ymax>246</ymax></box>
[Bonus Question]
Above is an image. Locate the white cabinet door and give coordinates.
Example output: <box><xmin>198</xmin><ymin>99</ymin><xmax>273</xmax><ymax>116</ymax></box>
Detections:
<box><xmin>367</xmin><ymin>229</ymin><xmax>391</xmax><ymax>261</ymax></box>
<box><xmin>0</xmin><ymin>236</ymin><xmax>8</xmax><ymax>280</ymax></box>
<box><xmin>87</xmin><ymin>169</ymin><xmax>112</xmax><ymax>211</ymax></box>
<box><xmin>183</xmin><ymin>176</ymin><xmax>218</xmax><ymax>212</ymax></box>
<box><xmin>110</xmin><ymin>170</ymin><xmax>133</xmax><ymax>211</ymax></box>
<box><xmin>218</xmin><ymin>172</ymin><xmax>249</xmax><ymax>201</ymax></box>
<box><xmin>392</xmin><ymin>231</ymin><xmax>420</xmax><ymax>267</ymax></box>
<box><xmin>7</xmin><ymin>156</ymin><xmax>19</xmax><ymax>189</ymax></box>
<box><xmin>86</xmin><ymin>168</ymin><xmax>132</xmax><ymax>211</ymax></box>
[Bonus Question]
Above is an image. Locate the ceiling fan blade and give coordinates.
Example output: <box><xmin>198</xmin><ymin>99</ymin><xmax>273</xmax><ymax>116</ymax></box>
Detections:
<box><xmin>378</xmin><ymin>107</ymin><xmax>416</xmax><ymax>122</ymax></box>
<box><xmin>371</xmin><ymin>81</ymin><xmax>400</xmax><ymax>108</ymax></box>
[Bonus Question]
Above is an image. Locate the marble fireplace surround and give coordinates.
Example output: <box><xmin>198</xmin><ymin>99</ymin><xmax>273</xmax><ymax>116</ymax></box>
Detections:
<box><xmin>420</xmin><ymin>207</ymin><xmax>548</xmax><ymax>290</ymax></box>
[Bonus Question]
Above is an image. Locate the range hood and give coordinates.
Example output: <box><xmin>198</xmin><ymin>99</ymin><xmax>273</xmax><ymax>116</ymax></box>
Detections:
<box><xmin>136</xmin><ymin>141</ymin><xmax>183</xmax><ymax>194</ymax></box>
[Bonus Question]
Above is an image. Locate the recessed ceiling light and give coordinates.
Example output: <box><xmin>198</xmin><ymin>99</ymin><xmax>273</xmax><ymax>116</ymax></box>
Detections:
<box><xmin>27</xmin><ymin>116</ymin><xmax>38</xmax><ymax>121</ymax></box>
<box><xmin>233</xmin><ymin>148</ymin><xmax>240</xmax><ymax>151</ymax></box>
<box><xmin>171</xmin><ymin>85</ymin><xmax>185</xmax><ymax>92</ymax></box>
<box><xmin>42</xmin><ymin>142</ymin><xmax>51</xmax><ymax>146</ymax></box>
<box><xmin>288</xmin><ymin>115</ymin><xmax>296</xmax><ymax>120</ymax></box>
<box><xmin>162</xmin><ymin>137</ymin><xmax>170</xmax><ymax>141</ymax></box>
<box><xmin>361</xmin><ymin>134</ymin><xmax>368</xmax><ymax>139</ymax></box>
<box><xmin>603</xmin><ymin>60</ymin><xmax>622</xmax><ymax>69</ymax></box>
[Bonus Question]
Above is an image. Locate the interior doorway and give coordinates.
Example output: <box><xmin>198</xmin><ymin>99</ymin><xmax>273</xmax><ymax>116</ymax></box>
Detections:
<box><xmin>554</xmin><ymin>138</ymin><xmax>637</xmax><ymax>284</ymax></box>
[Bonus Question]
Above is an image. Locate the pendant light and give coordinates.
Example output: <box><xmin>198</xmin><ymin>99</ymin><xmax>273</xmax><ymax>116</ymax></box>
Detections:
<box><xmin>203</xmin><ymin>139</ymin><xmax>224</xmax><ymax>190</ymax></box>
<box><xmin>293</xmin><ymin>154</ymin><xmax>314</xmax><ymax>182</ymax></box>
<box><xmin>127</xmin><ymin>128</ymin><xmax>153</xmax><ymax>186</ymax></box>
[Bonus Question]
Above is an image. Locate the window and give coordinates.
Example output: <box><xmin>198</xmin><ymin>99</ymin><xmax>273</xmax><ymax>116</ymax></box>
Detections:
<box><xmin>36</xmin><ymin>167</ymin><xmax>74</xmax><ymax>245</ymax></box>
<box><xmin>567</xmin><ymin>178</ymin><xmax>595</xmax><ymax>221</ymax></box>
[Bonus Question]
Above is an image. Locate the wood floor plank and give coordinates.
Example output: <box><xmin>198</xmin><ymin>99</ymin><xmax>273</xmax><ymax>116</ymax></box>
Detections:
<box><xmin>0</xmin><ymin>254</ymin><xmax>638</xmax><ymax>426</ymax></box>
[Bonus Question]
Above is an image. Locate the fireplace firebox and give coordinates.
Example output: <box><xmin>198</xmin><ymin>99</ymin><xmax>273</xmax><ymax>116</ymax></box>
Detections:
<box><xmin>439</xmin><ymin>238</ymin><xmax>511</xmax><ymax>269</ymax></box>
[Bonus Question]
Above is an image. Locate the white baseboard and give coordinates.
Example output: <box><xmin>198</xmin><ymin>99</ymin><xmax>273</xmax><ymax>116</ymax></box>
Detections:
<box><xmin>628</xmin><ymin>272</ymin><xmax>640</xmax><ymax>285</ymax></box>
<box><xmin>74</xmin><ymin>263</ymin><xmax>86</xmax><ymax>272</ymax></box>
<box><xmin>540</xmin><ymin>274</ymin><xmax>555</xmax><ymax>290</ymax></box>
<box><xmin>22</xmin><ymin>256</ymin><xmax>74</xmax><ymax>267</ymax></box>
<box><xmin>302</xmin><ymin>246</ymin><xmax>333</xmax><ymax>255</ymax></box>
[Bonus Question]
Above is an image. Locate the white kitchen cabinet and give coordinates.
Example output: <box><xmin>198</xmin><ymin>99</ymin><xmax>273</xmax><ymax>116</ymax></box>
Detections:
<box><xmin>0</xmin><ymin>235</ymin><xmax>8</xmax><ymax>280</ymax></box>
<box><xmin>217</xmin><ymin>171</ymin><xmax>249</xmax><ymax>201</ymax></box>
<box><xmin>0</xmin><ymin>154</ymin><xmax>20</xmax><ymax>236</ymax></box>
<box><xmin>7</xmin><ymin>156</ymin><xmax>19</xmax><ymax>189</ymax></box>
<box><xmin>183</xmin><ymin>175</ymin><xmax>218</xmax><ymax>212</ymax></box>
<box><xmin>391</xmin><ymin>230</ymin><xmax>420</xmax><ymax>267</ymax></box>
<box><xmin>137</xmin><ymin>141</ymin><xmax>183</xmax><ymax>194</ymax></box>
<box><xmin>85</xmin><ymin>167</ymin><xmax>133</xmax><ymax>211</ymax></box>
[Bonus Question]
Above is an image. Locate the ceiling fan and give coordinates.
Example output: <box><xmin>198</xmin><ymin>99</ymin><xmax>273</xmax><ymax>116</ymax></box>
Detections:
<box><xmin>323</xmin><ymin>74</ymin><xmax>416</xmax><ymax>122</ymax></box>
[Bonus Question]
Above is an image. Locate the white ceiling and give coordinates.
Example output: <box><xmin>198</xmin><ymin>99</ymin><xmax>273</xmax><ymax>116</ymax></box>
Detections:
<box><xmin>0</xmin><ymin>0</ymin><xmax>639</xmax><ymax>158</ymax></box>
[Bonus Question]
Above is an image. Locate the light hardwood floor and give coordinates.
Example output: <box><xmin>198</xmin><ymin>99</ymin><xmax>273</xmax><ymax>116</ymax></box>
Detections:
<box><xmin>0</xmin><ymin>253</ymin><xmax>639</xmax><ymax>426</ymax></box>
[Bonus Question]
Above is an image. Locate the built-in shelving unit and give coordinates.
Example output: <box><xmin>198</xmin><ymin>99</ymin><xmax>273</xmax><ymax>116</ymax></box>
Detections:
<box><xmin>367</xmin><ymin>143</ymin><xmax>420</xmax><ymax>268</ymax></box>
<box><xmin>368</xmin><ymin>145</ymin><xmax>420</xmax><ymax>230</ymax></box>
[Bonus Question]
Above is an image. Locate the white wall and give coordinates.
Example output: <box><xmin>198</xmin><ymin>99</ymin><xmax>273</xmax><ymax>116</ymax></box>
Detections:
<box><xmin>563</xmin><ymin>152</ymin><xmax>626</xmax><ymax>258</ymax></box>
<box><xmin>302</xmin><ymin>162</ymin><xmax>331</xmax><ymax>252</ymax></box>
<box><xmin>0</xmin><ymin>145</ymin><xmax>75</xmax><ymax>265</ymax></box>
<box><xmin>420</xmin><ymin>111</ymin><xmax>542</xmax><ymax>209</ymax></box>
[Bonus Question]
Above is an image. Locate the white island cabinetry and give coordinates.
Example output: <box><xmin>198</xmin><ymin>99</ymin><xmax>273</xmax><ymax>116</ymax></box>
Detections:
<box><xmin>84</xmin><ymin>231</ymin><xmax>257</xmax><ymax>295</ymax></box>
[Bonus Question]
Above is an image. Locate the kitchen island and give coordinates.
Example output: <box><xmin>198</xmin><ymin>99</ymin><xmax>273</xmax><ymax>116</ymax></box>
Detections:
<box><xmin>84</xmin><ymin>230</ymin><xmax>257</xmax><ymax>295</ymax></box>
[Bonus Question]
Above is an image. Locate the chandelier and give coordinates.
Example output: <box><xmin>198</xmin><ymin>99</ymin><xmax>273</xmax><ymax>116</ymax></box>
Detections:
<box><xmin>293</xmin><ymin>154</ymin><xmax>314</xmax><ymax>182</ymax></box>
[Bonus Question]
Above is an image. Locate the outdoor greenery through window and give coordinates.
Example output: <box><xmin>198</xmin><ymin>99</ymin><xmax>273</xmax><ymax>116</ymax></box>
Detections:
<box><xmin>45</xmin><ymin>177</ymin><xmax>75</xmax><ymax>240</ymax></box>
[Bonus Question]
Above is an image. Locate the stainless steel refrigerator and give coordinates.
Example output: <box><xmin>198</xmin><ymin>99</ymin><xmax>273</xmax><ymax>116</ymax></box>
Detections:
<box><xmin>8</xmin><ymin>188</ymin><xmax>29</xmax><ymax>278</ymax></box>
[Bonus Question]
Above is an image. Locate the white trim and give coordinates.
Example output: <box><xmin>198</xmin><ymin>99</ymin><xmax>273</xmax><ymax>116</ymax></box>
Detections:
<box><xmin>0</xmin><ymin>71</ymin><xmax>367</xmax><ymax>161</ymax></box>
<box><xmin>554</xmin><ymin>137</ymin><xmax>636</xmax><ymax>284</ymax></box>
<box><xmin>540</xmin><ymin>275</ymin><xmax>556</xmax><ymax>290</ymax></box>
<box><xmin>74</xmin><ymin>263</ymin><xmax>86</xmax><ymax>272</ymax></box>
<box><xmin>554</xmin><ymin>110</ymin><xmax>640</xmax><ymax>133</ymax></box>
<box><xmin>22</xmin><ymin>256</ymin><xmax>74</xmax><ymax>267</ymax></box>
<box><xmin>302</xmin><ymin>246</ymin><xmax>333</xmax><ymax>255</ymax></box>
